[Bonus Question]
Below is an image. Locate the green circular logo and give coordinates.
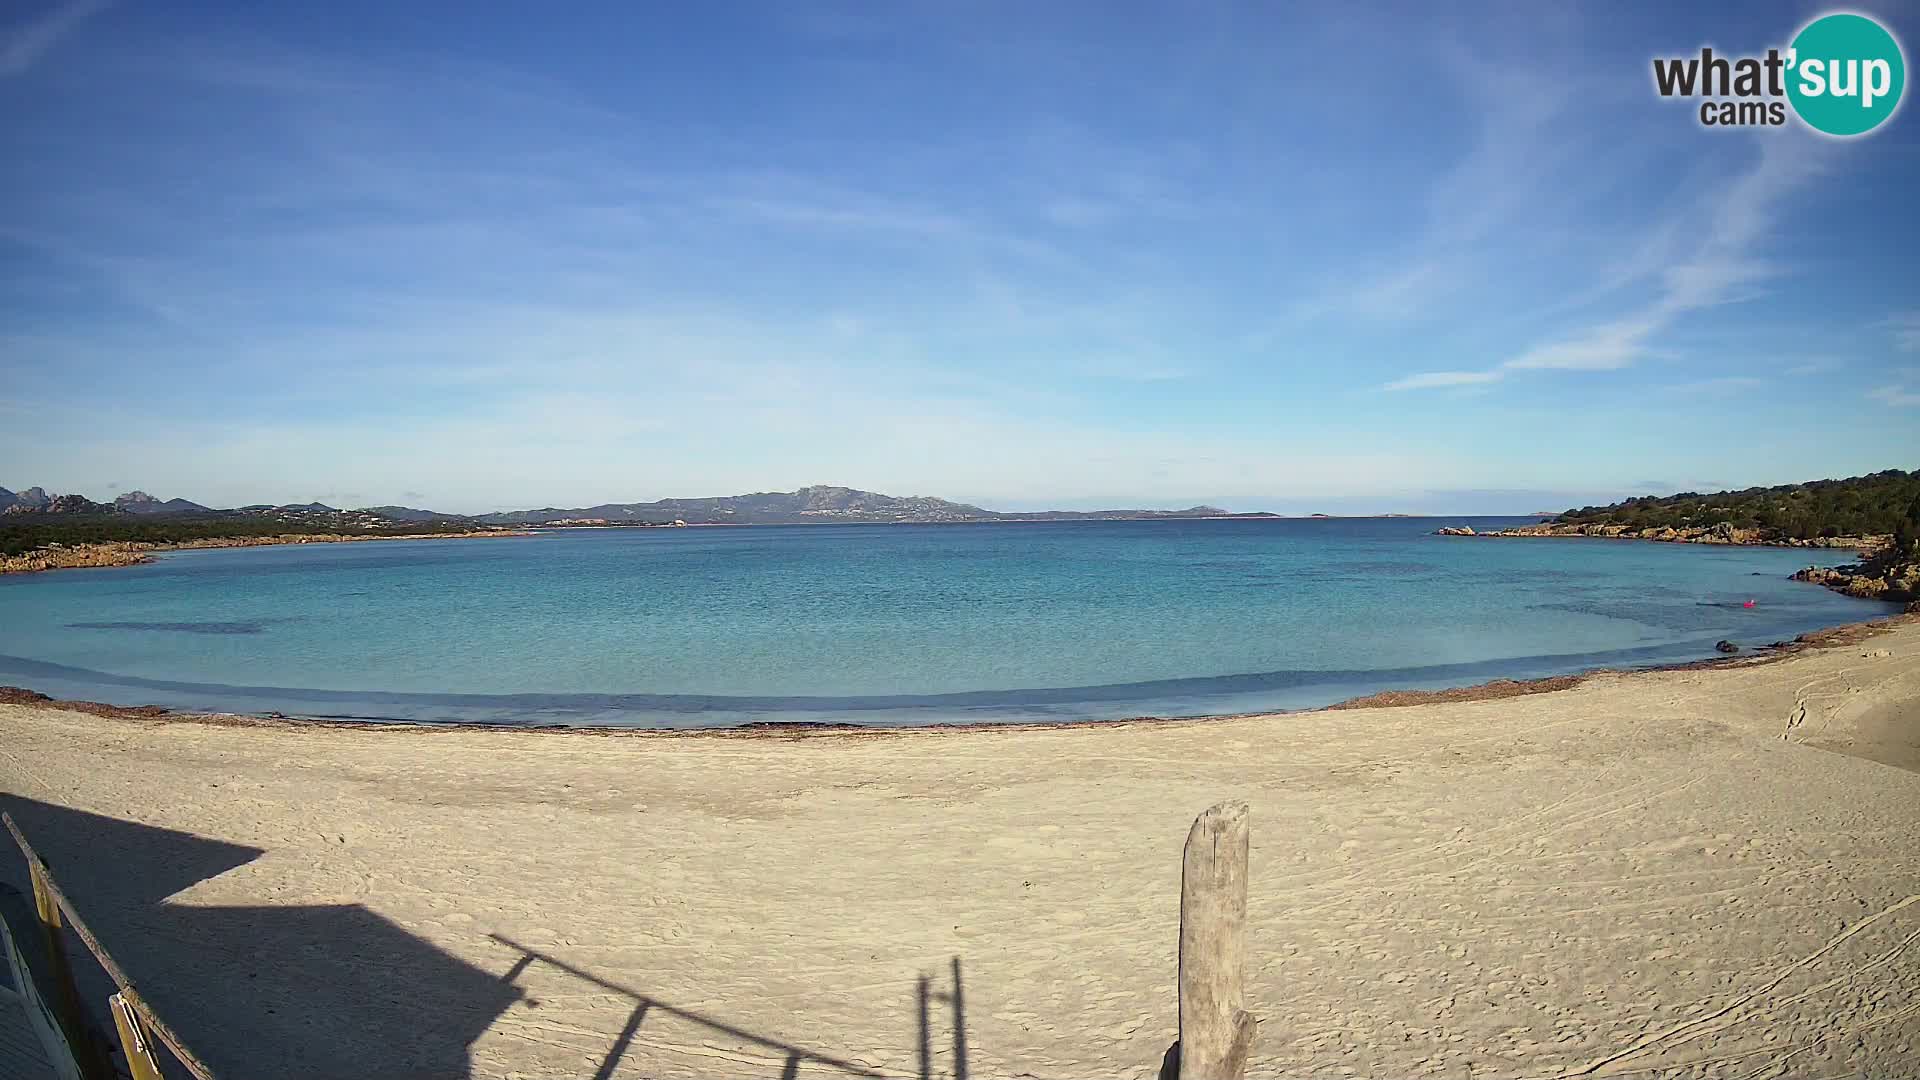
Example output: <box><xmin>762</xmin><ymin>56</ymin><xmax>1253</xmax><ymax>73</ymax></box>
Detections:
<box><xmin>1787</xmin><ymin>13</ymin><xmax>1906</xmax><ymax>136</ymax></box>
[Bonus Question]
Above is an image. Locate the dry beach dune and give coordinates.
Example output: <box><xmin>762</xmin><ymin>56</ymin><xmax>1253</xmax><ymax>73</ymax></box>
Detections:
<box><xmin>2</xmin><ymin>620</ymin><xmax>1918</xmax><ymax>1079</ymax></box>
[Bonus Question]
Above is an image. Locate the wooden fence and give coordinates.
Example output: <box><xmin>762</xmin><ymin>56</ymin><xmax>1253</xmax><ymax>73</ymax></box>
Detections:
<box><xmin>3</xmin><ymin>811</ymin><xmax>218</xmax><ymax>1080</ymax></box>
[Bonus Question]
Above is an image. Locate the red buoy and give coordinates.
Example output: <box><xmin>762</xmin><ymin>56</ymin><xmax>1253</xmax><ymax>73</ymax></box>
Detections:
<box><xmin>1743</xmin><ymin>599</ymin><xmax>1756</xmax><ymax>608</ymax></box>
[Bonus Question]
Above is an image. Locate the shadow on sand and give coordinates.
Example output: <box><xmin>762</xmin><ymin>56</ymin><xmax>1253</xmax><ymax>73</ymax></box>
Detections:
<box><xmin>0</xmin><ymin>797</ymin><xmax>975</xmax><ymax>1079</ymax></box>
<box><xmin>491</xmin><ymin>934</ymin><xmax>972</xmax><ymax>1080</ymax></box>
<box><xmin>0</xmin><ymin>795</ymin><xmax>524</xmax><ymax>1078</ymax></box>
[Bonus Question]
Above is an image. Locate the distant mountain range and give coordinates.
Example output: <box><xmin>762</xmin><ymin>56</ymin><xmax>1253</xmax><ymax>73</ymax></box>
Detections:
<box><xmin>469</xmin><ymin>486</ymin><xmax>1258</xmax><ymax>525</ymax></box>
<box><xmin>1</xmin><ymin>483</ymin><xmax>1274</xmax><ymax>526</ymax></box>
<box><xmin>114</xmin><ymin>490</ymin><xmax>212</xmax><ymax>514</ymax></box>
<box><xmin>0</xmin><ymin>487</ymin><xmax>52</xmax><ymax>512</ymax></box>
<box><xmin>2</xmin><ymin>487</ymin><xmax>209</xmax><ymax>516</ymax></box>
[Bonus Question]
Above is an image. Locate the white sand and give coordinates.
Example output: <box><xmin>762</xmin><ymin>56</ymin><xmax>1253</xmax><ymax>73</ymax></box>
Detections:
<box><xmin>2</xmin><ymin>622</ymin><xmax>1918</xmax><ymax>1079</ymax></box>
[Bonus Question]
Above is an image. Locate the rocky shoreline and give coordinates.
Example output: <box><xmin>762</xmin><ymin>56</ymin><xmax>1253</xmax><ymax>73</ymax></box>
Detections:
<box><xmin>1790</xmin><ymin>560</ymin><xmax>1920</xmax><ymax>606</ymax></box>
<box><xmin>0</xmin><ymin>530</ymin><xmax>530</xmax><ymax>575</ymax></box>
<box><xmin>1432</xmin><ymin>521</ymin><xmax>1877</xmax><ymax>548</ymax></box>
<box><xmin>1433</xmin><ymin>522</ymin><xmax>1918</xmax><ymax>610</ymax></box>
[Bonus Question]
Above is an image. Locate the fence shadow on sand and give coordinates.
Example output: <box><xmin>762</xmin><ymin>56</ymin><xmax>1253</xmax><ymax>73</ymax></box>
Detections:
<box><xmin>0</xmin><ymin>795</ymin><xmax>520</xmax><ymax>1078</ymax></box>
<box><xmin>490</xmin><ymin>934</ymin><xmax>972</xmax><ymax>1080</ymax></box>
<box><xmin>2</xmin><ymin>796</ymin><xmax>975</xmax><ymax>1079</ymax></box>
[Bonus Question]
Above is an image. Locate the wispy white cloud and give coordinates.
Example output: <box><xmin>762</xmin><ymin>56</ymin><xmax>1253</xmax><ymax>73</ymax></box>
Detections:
<box><xmin>1502</xmin><ymin>316</ymin><xmax>1665</xmax><ymax>372</ymax></box>
<box><xmin>1340</xmin><ymin>262</ymin><xmax>1459</xmax><ymax>321</ymax></box>
<box><xmin>1385</xmin><ymin>318</ymin><xmax>1662</xmax><ymax>391</ymax></box>
<box><xmin>1869</xmin><ymin>384</ymin><xmax>1920</xmax><ymax>407</ymax></box>
<box><xmin>1521</xmin><ymin>140</ymin><xmax>1819</xmax><ymax>355</ymax></box>
<box><xmin>1668</xmin><ymin>375</ymin><xmax>1767</xmax><ymax>395</ymax></box>
<box><xmin>1065</xmin><ymin>353</ymin><xmax>1191</xmax><ymax>382</ymax></box>
<box><xmin>706</xmin><ymin>188</ymin><xmax>1074</xmax><ymax>268</ymax></box>
<box><xmin>1785</xmin><ymin>357</ymin><xmax>1842</xmax><ymax>376</ymax></box>
<box><xmin>1887</xmin><ymin>313</ymin><xmax>1920</xmax><ymax>353</ymax></box>
<box><xmin>1248</xmin><ymin>16</ymin><xmax>1602</xmax><ymax>337</ymax></box>
<box><xmin>1383</xmin><ymin>370</ymin><xmax>1505</xmax><ymax>392</ymax></box>
<box><xmin>713</xmin><ymin>195</ymin><xmax>968</xmax><ymax>238</ymax></box>
<box><xmin>0</xmin><ymin>0</ymin><xmax>106</xmax><ymax>76</ymax></box>
<box><xmin>1384</xmin><ymin>138</ymin><xmax>1827</xmax><ymax>392</ymax></box>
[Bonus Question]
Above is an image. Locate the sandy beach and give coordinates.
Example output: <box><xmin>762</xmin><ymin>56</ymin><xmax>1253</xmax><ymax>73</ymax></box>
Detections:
<box><xmin>2</xmin><ymin>619</ymin><xmax>1918</xmax><ymax>1079</ymax></box>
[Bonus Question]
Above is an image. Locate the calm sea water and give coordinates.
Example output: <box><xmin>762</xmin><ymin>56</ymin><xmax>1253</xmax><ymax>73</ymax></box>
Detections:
<box><xmin>0</xmin><ymin>519</ymin><xmax>1896</xmax><ymax>728</ymax></box>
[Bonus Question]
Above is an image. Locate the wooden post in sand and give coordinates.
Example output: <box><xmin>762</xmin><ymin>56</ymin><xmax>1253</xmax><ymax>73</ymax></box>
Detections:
<box><xmin>1174</xmin><ymin>800</ymin><xmax>1256</xmax><ymax>1080</ymax></box>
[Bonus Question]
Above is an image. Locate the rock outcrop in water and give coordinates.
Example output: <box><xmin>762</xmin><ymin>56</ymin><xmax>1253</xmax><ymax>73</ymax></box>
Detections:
<box><xmin>1792</xmin><ymin>556</ymin><xmax>1920</xmax><ymax>607</ymax></box>
<box><xmin>0</xmin><ymin>543</ymin><xmax>152</xmax><ymax>573</ymax></box>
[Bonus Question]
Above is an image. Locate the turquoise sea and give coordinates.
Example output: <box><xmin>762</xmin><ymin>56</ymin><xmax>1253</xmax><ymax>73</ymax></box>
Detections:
<box><xmin>0</xmin><ymin>519</ymin><xmax>1897</xmax><ymax>728</ymax></box>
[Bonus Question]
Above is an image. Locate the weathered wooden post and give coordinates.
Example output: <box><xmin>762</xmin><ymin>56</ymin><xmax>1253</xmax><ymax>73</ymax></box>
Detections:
<box><xmin>1171</xmin><ymin>800</ymin><xmax>1256</xmax><ymax>1080</ymax></box>
<box><xmin>28</xmin><ymin>859</ymin><xmax>110</xmax><ymax>1080</ymax></box>
<box><xmin>109</xmin><ymin>993</ymin><xmax>165</xmax><ymax>1080</ymax></box>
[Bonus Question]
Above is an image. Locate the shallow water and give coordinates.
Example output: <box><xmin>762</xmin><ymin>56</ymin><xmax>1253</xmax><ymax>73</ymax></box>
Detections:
<box><xmin>0</xmin><ymin>519</ymin><xmax>1896</xmax><ymax>727</ymax></box>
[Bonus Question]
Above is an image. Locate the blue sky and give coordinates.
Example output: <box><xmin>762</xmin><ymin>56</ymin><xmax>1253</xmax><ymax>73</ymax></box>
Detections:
<box><xmin>1</xmin><ymin>1</ymin><xmax>1916</xmax><ymax>514</ymax></box>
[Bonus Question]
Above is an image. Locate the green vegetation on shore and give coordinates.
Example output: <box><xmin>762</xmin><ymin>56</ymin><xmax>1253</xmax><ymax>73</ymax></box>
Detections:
<box><xmin>0</xmin><ymin>514</ymin><xmax>495</xmax><ymax>558</ymax></box>
<box><xmin>1558</xmin><ymin>470</ymin><xmax>1920</xmax><ymax>542</ymax></box>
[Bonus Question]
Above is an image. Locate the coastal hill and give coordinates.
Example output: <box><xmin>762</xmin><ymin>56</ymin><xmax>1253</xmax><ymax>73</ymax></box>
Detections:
<box><xmin>0</xmin><ymin>486</ymin><xmax>49</xmax><ymax>511</ymax></box>
<box><xmin>0</xmin><ymin>490</ymin><xmax>111</xmax><ymax>514</ymax></box>
<box><xmin>477</xmin><ymin>485</ymin><xmax>1001</xmax><ymax>525</ymax></box>
<box><xmin>0</xmin><ymin>493</ymin><xmax>510</xmax><ymax>560</ymax></box>
<box><xmin>114</xmin><ymin>490</ymin><xmax>211</xmax><ymax>514</ymax></box>
<box><xmin>3</xmin><ymin>487</ymin><xmax>208</xmax><ymax>515</ymax></box>
<box><xmin>355</xmin><ymin>505</ymin><xmax>474</xmax><ymax>523</ymax></box>
<box><xmin>1440</xmin><ymin>470</ymin><xmax>1918</xmax><ymax>545</ymax></box>
<box><xmin>1</xmin><ymin>482</ymin><xmax>1271</xmax><ymax>528</ymax></box>
<box><xmin>1436</xmin><ymin>469</ymin><xmax>1920</xmax><ymax>606</ymax></box>
<box><xmin>1552</xmin><ymin>469</ymin><xmax>1919</xmax><ymax>539</ymax></box>
<box><xmin>476</xmin><ymin>486</ymin><xmax>1252</xmax><ymax>525</ymax></box>
<box><xmin>0</xmin><ymin>482</ymin><xmax>1274</xmax><ymax>561</ymax></box>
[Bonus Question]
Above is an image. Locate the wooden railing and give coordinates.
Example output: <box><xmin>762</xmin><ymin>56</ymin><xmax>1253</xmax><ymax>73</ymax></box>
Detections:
<box><xmin>4</xmin><ymin>811</ymin><xmax>219</xmax><ymax>1080</ymax></box>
